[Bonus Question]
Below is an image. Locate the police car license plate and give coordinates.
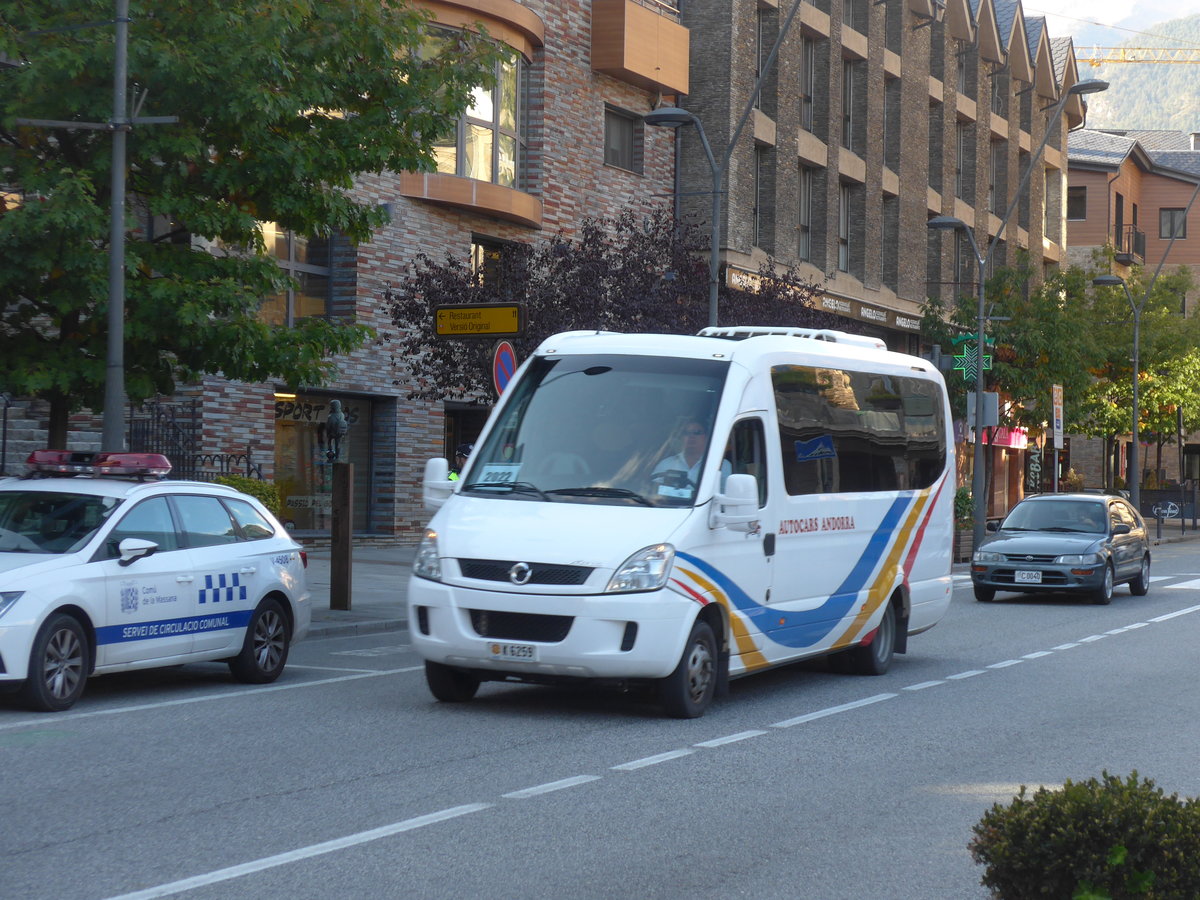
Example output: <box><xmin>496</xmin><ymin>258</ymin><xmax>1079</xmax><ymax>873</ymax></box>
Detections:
<box><xmin>490</xmin><ymin>641</ymin><xmax>537</xmax><ymax>662</ymax></box>
<box><xmin>1015</xmin><ymin>570</ymin><xmax>1042</xmax><ymax>584</ymax></box>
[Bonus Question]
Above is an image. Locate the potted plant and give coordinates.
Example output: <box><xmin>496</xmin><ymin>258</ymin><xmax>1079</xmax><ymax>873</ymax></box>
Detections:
<box><xmin>954</xmin><ymin>486</ymin><xmax>974</xmax><ymax>563</ymax></box>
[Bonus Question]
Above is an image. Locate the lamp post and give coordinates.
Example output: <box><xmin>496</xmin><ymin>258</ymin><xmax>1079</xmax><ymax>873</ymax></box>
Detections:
<box><xmin>644</xmin><ymin>107</ymin><xmax>721</xmax><ymax>328</ymax></box>
<box><xmin>1093</xmin><ymin>274</ymin><xmax>1144</xmax><ymax>510</ymax></box>
<box><xmin>927</xmin><ymin>79</ymin><xmax>1108</xmax><ymax>547</ymax></box>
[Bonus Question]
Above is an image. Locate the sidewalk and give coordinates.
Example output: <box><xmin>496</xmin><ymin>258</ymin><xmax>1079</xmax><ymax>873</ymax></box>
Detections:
<box><xmin>300</xmin><ymin>521</ymin><xmax>1200</xmax><ymax>639</ymax></box>
<box><xmin>302</xmin><ymin>542</ymin><xmax>416</xmax><ymax>638</ymax></box>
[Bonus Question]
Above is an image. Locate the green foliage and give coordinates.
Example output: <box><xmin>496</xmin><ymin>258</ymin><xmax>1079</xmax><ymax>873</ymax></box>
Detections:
<box><xmin>215</xmin><ymin>474</ymin><xmax>281</xmax><ymax>518</ymax></box>
<box><xmin>0</xmin><ymin>0</ymin><xmax>504</xmax><ymax>434</ymax></box>
<box><xmin>385</xmin><ymin>208</ymin><xmax>843</xmax><ymax>400</ymax></box>
<box><xmin>954</xmin><ymin>486</ymin><xmax>973</xmax><ymax>526</ymax></box>
<box><xmin>969</xmin><ymin>771</ymin><xmax>1200</xmax><ymax>900</ymax></box>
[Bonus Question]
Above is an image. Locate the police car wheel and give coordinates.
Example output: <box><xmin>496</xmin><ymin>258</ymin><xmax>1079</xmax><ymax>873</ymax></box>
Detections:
<box><xmin>21</xmin><ymin>613</ymin><xmax>89</xmax><ymax>712</ymax></box>
<box><xmin>659</xmin><ymin>620</ymin><xmax>716</xmax><ymax>719</ymax></box>
<box><xmin>425</xmin><ymin>661</ymin><xmax>480</xmax><ymax>703</ymax></box>
<box><xmin>229</xmin><ymin>599</ymin><xmax>290</xmax><ymax>684</ymax></box>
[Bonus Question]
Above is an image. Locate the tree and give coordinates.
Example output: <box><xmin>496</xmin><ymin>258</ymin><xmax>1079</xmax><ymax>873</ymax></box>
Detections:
<box><xmin>0</xmin><ymin>0</ymin><xmax>504</xmax><ymax>444</ymax></box>
<box><xmin>383</xmin><ymin>208</ymin><xmax>842</xmax><ymax>401</ymax></box>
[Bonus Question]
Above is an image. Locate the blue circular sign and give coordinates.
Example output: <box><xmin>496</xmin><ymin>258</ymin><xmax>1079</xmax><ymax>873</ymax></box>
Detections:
<box><xmin>493</xmin><ymin>340</ymin><xmax>517</xmax><ymax>396</ymax></box>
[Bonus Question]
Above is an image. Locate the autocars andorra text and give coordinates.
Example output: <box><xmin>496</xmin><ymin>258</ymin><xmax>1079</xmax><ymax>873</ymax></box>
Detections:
<box><xmin>0</xmin><ymin>451</ymin><xmax>310</xmax><ymax>711</ymax></box>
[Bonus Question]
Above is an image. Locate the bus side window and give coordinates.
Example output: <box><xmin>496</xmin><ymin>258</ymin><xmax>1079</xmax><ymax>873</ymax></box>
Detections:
<box><xmin>730</xmin><ymin>418</ymin><xmax>768</xmax><ymax>507</ymax></box>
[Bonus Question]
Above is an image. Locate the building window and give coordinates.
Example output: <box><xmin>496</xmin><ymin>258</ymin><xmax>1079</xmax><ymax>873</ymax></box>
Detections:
<box><xmin>430</xmin><ymin>33</ymin><xmax>525</xmax><ymax>189</ymax></box>
<box><xmin>754</xmin><ymin>146</ymin><xmax>766</xmax><ymax>248</ymax></box>
<box><xmin>754</xmin><ymin>7</ymin><xmax>766</xmax><ymax>110</ymax></box>
<box><xmin>841</xmin><ymin>59</ymin><xmax>855</xmax><ymax>151</ymax></box>
<box><xmin>838</xmin><ymin>183</ymin><xmax>851</xmax><ymax>272</ymax></box>
<box><xmin>989</xmin><ymin>141</ymin><xmax>1005</xmax><ymax>214</ymax></box>
<box><xmin>955</xmin><ymin>122</ymin><xmax>971</xmax><ymax>200</ymax></box>
<box><xmin>990</xmin><ymin>70</ymin><xmax>1007</xmax><ymax>117</ymax></box>
<box><xmin>1161</xmin><ymin>208</ymin><xmax>1187</xmax><ymax>239</ymax></box>
<box><xmin>259</xmin><ymin>222</ymin><xmax>330</xmax><ymax>327</ymax></box>
<box><xmin>798</xmin><ymin>166</ymin><xmax>813</xmax><ymax>261</ymax></box>
<box><xmin>1067</xmin><ymin>186</ymin><xmax>1087</xmax><ymax>220</ymax></box>
<box><xmin>471</xmin><ymin>236</ymin><xmax>509</xmax><ymax>286</ymax></box>
<box><xmin>604</xmin><ymin>107</ymin><xmax>643</xmax><ymax>173</ymax></box>
<box><xmin>799</xmin><ymin>38</ymin><xmax>815</xmax><ymax>132</ymax></box>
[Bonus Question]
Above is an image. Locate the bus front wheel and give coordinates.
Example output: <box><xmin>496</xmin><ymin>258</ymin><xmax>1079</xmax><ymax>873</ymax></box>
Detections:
<box><xmin>659</xmin><ymin>620</ymin><xmax>716</xmax><ymax>718</ymax></box>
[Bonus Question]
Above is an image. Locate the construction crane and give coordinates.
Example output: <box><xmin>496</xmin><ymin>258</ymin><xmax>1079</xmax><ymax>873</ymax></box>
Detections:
<box><xmin>1077</xmin><ymin>47</ymin><xmax>1200</xmax><ymax>66</ymax></box>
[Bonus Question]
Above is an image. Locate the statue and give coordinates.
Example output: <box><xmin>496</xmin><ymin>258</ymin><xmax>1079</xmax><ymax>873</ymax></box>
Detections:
<box><xmin>326</xmin><ymin>399</ymin><xmax>349</xmax><ymax>461</ymax></box>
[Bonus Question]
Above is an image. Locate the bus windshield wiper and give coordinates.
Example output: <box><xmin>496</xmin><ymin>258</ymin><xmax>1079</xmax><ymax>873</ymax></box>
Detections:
<box><xmin>548</xmin><ymin>486</ymin><xmax>652</xmax><ymax>506</ymax></box>
<box><xmin>462</xmin><ymin>481</ymin><xmax>552</xmax><ymax>501</ymax></box>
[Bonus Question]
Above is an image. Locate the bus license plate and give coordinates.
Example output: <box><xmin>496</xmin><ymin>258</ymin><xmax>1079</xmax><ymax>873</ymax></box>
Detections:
<box><xmin>490</xmin><ymin>642</ymin><xmax>537</xmax><ymax>662</ymax></box>
<box><xmin>1015</xmin><ymin>570</ymin><xmax>1042</xmax><ymax>584</ymax></box>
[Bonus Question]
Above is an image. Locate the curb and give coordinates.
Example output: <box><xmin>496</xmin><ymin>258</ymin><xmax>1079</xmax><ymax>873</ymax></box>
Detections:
<box><xmin>307</xmin><ymin>619</ymin><xmax>407</xmax><ymax>639</ymax></box>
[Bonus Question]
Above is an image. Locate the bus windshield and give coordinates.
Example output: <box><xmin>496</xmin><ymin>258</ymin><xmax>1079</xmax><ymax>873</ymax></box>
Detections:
<box><xmin>463</xmin><ymin>353</ymin><xmax>730</xmax><ymax>507</ymax></box>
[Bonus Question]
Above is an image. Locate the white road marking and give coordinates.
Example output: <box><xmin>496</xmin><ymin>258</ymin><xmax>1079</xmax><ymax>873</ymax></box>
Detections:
<box><xmin>286</xmin><ymin>664</ymin><xmax>381</xmax><ymax>674</ymax></box>
<box><xmin>502</xmin><ymin>775</ymin><xmax>601</xmax><ymax>799</ymax></box>
<box><xmin>694</xmin><ymin>730</ymin><xmax>767</xmax><ymax>748</ymax></box>
<box><xmin>1079</xmin><ymin>634</ymin><xmax>1108</xmax><ymax>643</ymax></box>
<box><xmin>1150</xmin><ymin>604</ymin><xmax>1200</xmax><ymax>622</ymax></box>
<box><xmin>103</xmin><ymin>804</ymin><xmax>492</xmax><ymax>900</ymax></box>
<box><xmin>771</xmin><ymin>693</ymin><xmax>896</xmax><ymax>728</ymax></box>
<box><xmin>1052</xmin><ymin>642</ymin><xmax>1080</xmax><ymax>650</ymax></box>
<box><xmin>1164</xmin><ymin>578</ymin><xmax>1200</xmax><ymax>590</ymax></box>
<box><xmin>987</xmin><ymin>660</ymin><xmax>1022</xmax><ymax>669</ymax></box>
<box><xmin>947</xmin><ymin>670</ymin><xmax>985</xmax><ymax>680</ymax></box>
<box><xmin>612</xmin><ymin>749</ymin><xmax>695</xmax><ymax>770</ymax></box>
<box><xmin>0</xmin><ymin>668</ymin><xmax>417</xmax><ymax>732</ymax></box>
<box><xmin>1022</xmin><ymin>651</ymin><xmax>1053</xmax><ymax>659</ymax></box>
<box><xmin>903</xmin><ymin>680</ymin><xmax>945</xmax><ymax>691</ymax></box>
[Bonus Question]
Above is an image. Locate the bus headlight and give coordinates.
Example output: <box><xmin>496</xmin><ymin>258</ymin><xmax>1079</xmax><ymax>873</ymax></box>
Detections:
<box><xmin>605</xmin><ymin>544</ymin><xmax>675</xmax><ymax>593</ymax></box>
<box><xmin>413</xmin><ymin>529</ymin><xmax>442</xmax><ymax>581</ymax></box>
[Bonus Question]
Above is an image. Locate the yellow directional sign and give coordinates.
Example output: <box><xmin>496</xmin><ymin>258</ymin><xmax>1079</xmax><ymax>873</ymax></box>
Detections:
<box><xmin>434</xmin><ymin>303</ymin><xmax>522</xmax><ymax>338</ymax></box>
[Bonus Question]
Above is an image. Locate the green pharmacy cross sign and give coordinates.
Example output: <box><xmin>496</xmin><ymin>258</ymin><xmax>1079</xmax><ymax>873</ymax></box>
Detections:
<box><xmin>952</xmin><ymin>335</ymin><xmax>993</xmax><ymax>384</ymax></box>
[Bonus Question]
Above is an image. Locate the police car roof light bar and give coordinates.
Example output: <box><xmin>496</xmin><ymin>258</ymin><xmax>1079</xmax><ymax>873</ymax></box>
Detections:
<box><xmin>26</xmin><ymin>449</ymin><xmax>172</xmax><ymax>479</ymax></box>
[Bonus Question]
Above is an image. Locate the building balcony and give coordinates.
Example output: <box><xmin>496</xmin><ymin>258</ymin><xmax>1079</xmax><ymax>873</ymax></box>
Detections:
<box><xmin>1114</xmin><ymin>224</ymin><xmax>1146</xmax><ymax>265</ymax></box>
<box><xmin>591</xmin><ymin>0</ymin><xmax>689</xmax><ymax>95</ymax></box>
<box><xmin>398</xmin><ymin>172</ymin><xmax>542</xmax><ymax>229</ymax></box>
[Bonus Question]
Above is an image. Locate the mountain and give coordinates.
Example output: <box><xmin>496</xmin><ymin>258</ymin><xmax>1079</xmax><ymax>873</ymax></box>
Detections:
<box><xmin>1081</xmin><ymin>14</ymin><xmax>1200</xmax><ymax>131</ymax></box>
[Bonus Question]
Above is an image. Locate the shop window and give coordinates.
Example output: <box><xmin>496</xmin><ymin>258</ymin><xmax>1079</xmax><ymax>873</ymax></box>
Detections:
<box><xmin>274</xmin><ymin>393</ymin><xmax>372</xmax><ymax>533</ymax></box>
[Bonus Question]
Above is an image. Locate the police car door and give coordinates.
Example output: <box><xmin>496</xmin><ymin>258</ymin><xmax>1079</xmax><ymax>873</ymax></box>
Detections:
<box><xmin>171</xmin><ymin>494</ymin><xmax>257</xmax><ymax>655</ymax></box>
<box><xmin>97</xmin><ymin>496</ymin><xmax>196</xmax><ymax>665</ymax></box>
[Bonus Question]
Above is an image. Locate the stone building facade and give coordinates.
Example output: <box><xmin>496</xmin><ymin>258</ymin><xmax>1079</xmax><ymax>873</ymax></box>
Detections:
<box><xmin>668</xmin><ymin>0</ymin><xmax>1090</xmax><ymax>520</ymax></box>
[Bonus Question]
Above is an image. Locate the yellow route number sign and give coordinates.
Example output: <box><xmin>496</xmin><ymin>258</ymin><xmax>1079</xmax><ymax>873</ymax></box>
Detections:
<box><xmin>434</xmin><ymin>303</ymin><xmax>523</xmax><ymax>338</ymax></box>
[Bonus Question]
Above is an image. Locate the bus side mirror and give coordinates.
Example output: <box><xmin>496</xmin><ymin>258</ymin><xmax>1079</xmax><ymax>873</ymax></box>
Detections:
<box><xmin>422</xmin><ymin>457</ymin><xmax>454</xmax><ymax>510</ymax></box>
<box><xmin>712</xmin><ymin>473</ymin><xmax>760</xmax><ymax>533</ymax></box>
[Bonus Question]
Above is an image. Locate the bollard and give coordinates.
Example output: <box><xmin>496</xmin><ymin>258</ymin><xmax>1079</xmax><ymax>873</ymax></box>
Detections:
<box><xmin>330</xmin><ymin>462</ymin><xmax>354</xmax><ymax>610</ymax></box>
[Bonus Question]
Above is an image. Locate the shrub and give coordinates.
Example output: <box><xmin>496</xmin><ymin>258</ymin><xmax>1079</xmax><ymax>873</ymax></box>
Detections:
<box><xmin>954</xmin><ymin>486</ymin><xmax>974</xmax><ymax>527</ymax></box>
<box><xmin>215</xmin><ymin>474</ymin><xmax>282</xmax><ymax>519</ymax></box>
<box><xmin>969</xmin><ymin>771</ymin><xmax>1200</xmax><ymax>899</ymax></box>
<box><xmin>1063</xmin><ymin>467</ymin><xmax>1085</xmax><ymax>492</ymax></box>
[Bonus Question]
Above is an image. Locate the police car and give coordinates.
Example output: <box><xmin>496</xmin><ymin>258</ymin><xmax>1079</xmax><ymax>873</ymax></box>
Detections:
<box><xmin>0</xmin><ymin>450</ymin><xmax>311</xmax><ymax>711</ymax></box>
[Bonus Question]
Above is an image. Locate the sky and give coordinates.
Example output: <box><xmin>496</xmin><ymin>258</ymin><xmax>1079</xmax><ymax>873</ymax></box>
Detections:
<box><xmin>1022</xmin><ymin>0</ymin><xmax>1200</xmax><ymax>47</ymax></box>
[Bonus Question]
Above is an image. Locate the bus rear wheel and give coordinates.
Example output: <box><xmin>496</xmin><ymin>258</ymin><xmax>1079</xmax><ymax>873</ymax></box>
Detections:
<box><xmin>832</xmin><ymin>602</ymin><xmax>895</xmax><ymax>676</ymax></box>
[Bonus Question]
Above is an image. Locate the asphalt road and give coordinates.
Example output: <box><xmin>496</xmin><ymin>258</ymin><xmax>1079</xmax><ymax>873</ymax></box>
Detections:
<box><xmin>4</xmin><ymin>543</ymin><xmax>1200</xmax><ymax>899</ymax></box>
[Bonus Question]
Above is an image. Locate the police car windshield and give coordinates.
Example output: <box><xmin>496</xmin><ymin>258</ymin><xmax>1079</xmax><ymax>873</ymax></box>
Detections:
<box><xmin>0</xmin><ymin>491</ymin><xmax>122</xmax><ymax>554</ymax></box>
<box><xmin>463</xmin><ymin>353</ymin><xmax>729</xmax><ymax>507</ymax></box>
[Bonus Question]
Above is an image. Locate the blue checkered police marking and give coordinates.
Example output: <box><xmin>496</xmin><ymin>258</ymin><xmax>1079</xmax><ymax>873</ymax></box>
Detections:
<box><xmin>199</xmin><ymin>572</ymin><xmax>248</xmax><ymax>604</ymax></box>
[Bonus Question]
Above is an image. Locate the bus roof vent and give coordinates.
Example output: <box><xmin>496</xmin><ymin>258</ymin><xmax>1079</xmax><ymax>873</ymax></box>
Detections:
<box><xmin>698</xmin><ymin>326</ymin><xmax>887</xmax><ymax>350</ymax></box>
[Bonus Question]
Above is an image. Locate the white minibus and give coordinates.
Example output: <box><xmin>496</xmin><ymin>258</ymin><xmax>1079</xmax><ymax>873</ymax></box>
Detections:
<box><xmin>409</xmin><ymin>326</ymin><xmax>955</xmax><ymax>717</ymax></box>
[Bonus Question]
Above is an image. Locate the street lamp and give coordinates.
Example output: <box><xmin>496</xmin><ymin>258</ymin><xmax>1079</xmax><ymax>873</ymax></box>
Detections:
<box><xmin>1093</xmin><ymin>274</ymin><xmax>1145</xmax><ymax>510</ymax></box>
<box><xmin>928</xmin><ymin>79</ymin><xmax>1108</xmax><ymax>547</ymax></box>
<box><xmin>645</xmin><ymin>107</ymin><xmax>722</xmax><ymax>328</ymax></box>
